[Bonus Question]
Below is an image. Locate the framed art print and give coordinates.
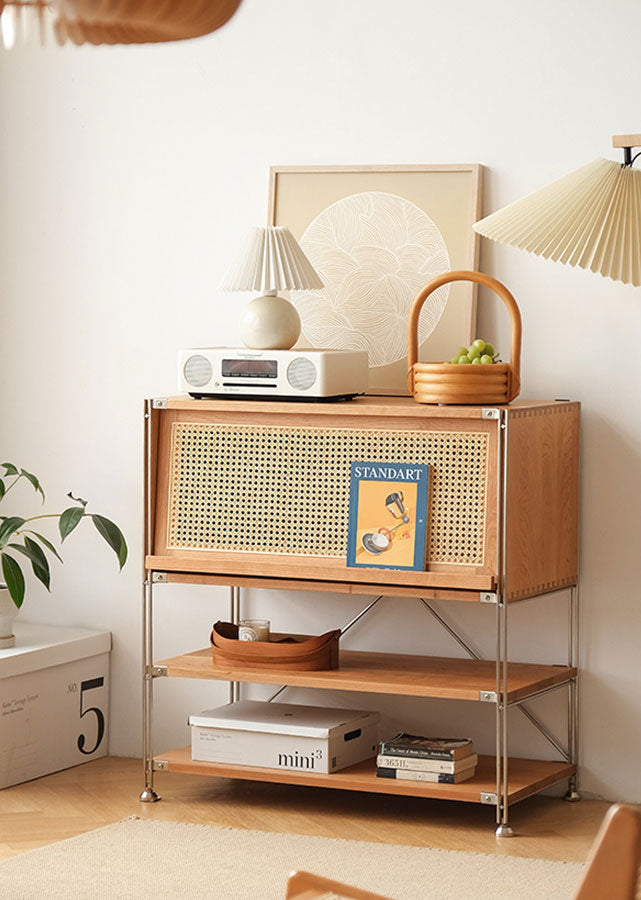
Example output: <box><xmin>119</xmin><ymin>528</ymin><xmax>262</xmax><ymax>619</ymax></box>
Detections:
<box><xmin>268</xmin><ymin>165</ymin><xmax>483</xmax><ymax>395</ymax></box>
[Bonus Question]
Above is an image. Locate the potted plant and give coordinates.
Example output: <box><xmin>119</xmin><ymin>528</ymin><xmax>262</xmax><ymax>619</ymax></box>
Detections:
<box><xmin>0</xmin><ymin>462</ymin><xmax>127</xmax><ymax>648</ymax></box>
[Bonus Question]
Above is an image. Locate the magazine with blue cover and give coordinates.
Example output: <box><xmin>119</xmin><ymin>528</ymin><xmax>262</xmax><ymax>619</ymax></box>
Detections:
<box><xmin>346</xmin><ymin>461</ymin><xmax>429</xmax><ymax>571</ymax></box>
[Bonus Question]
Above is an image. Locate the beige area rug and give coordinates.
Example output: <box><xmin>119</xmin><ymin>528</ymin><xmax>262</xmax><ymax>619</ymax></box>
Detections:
<box><xmin>0</xmin><ymin>816</ymin><xmax>583</xmax><ymax>900</ymax></box>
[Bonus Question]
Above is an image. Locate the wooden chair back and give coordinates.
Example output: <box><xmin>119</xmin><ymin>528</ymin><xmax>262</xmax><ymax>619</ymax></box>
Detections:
<box><xmin>287</xmin><ymin>805</ymin><xmax>641</xmax><ymax>900</ymax></box>
<box><xmin>286</xmin><ymin>870</ymin><xmax>393</xmax><ymax>900</ymax></box>
<box><xmin>572</xmin><ymin>804</ymin><xmax>641</xmax><ymax>900</ymax></box>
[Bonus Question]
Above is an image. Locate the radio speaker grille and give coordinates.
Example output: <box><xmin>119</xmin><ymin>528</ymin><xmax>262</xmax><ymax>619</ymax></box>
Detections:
<box><xmin>287</xmin><ymin>358</ymin><xmax>316</xmax><ymax>391</ymax></box>
<box><xmin>166</xmin><ymin>423</ymin><xmax>489</xmax><ymax>565</ymax></box>
<box><xmin>183</xmin><ymin>355</ymin><xmax>213</xmax><ymax>388</ymax></box>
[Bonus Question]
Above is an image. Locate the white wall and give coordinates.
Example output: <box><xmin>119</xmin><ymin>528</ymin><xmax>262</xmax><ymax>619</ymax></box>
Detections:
<box><xmin>1</xmin><ymin>0</ymin><xmax>640</xmax><ymax>803</ymax></box>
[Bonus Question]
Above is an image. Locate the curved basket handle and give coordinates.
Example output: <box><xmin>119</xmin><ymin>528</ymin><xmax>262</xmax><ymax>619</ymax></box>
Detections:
<box><xmin>407</xmin><ymin>270</ymin><xmax>522</xmax><ymax>400</ymax></box>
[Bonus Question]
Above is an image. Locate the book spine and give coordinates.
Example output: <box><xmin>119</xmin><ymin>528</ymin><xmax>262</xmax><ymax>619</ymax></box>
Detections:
<box><xmin>376</xmin><ymin>767</ymin><xmax>461</xmax><ymax>784</ymax></box>
<box><xmin>378</xmin><ymin>745</ymin><xmax>463</xmax><ymax>761</ymax></box>
<box><xmin>376</xmin><ymin>754</ymin><xmax>477</xmax><ymax>774</ymax></box>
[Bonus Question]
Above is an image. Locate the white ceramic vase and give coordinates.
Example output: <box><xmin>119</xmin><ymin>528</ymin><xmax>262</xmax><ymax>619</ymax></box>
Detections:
<box><xmin>0</xmin><ymin>583</ymin><xmax>18</xmax><ymax>648</ymax></box>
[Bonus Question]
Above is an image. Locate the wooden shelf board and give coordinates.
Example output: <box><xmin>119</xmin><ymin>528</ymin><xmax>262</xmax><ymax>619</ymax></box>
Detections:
<box><xmin>155</xmin><ymin>648</ymin><xmax>576</xmax><ymax>704</ymax></box>
<box><xmin>146</xmin><ymin>554</ymin><xmax>494</xmax><ymax>592</ymax></box>
<box><xmin>155</xmin><ymin>571</ymin><xmax>569</xmax><ymax>603</ymax></box>
<box><xmin>163</xmin><ymin>395</ymin><xmax>574</xmax><ymax>419</ymax></box>
<box><xmin>154</xmin><ymin>749</ymin><xmax>575</xmax><ymax>805</ymax></box>
<box><xmin>161</xmin><ymin>571</ymin><xmax>488</xmax><ymax>602</ymax></box>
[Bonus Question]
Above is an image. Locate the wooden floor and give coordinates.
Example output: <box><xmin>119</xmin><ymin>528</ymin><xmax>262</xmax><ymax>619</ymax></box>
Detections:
<box><xmin>0</xmin><ymin>757</ymin><xmax>613</xmax><ymax>864</ymax></box>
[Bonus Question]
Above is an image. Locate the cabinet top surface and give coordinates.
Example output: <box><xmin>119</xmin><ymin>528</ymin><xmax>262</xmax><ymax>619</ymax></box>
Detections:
<box><xmin>156</xmin><ymin>395</ymin><xmax>579</xmax><ymax>419</ymax></box>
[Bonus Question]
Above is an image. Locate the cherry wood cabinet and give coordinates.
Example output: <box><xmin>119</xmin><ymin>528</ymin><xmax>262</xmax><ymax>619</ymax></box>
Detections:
<box><xmin>141</xmin><ymin>395</ymin><xmax>580</xmax><ymax>835</ymax></box>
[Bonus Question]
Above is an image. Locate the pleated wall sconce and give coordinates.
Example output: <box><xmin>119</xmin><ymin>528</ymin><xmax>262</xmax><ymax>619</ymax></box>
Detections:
<box><xmin>474</xmin><ymin>134</ymin><xmax>641</xmax><ymax>287</ymax></box>
<box><xmin>221</xmin><ymin>226</ymin><xmax>324</xmax><ymax>351</ymax></box>
<box><xmin>0</xmin><ymin>0</ymin><xmax>241</xmax><ymax>47</ymax></box>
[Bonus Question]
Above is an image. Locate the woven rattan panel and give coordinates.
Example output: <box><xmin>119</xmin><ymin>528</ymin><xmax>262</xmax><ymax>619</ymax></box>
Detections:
<box><xmin>166</xmin><ymin>423</ymin><xmax>489</xmax><ymax>565</ymax></box>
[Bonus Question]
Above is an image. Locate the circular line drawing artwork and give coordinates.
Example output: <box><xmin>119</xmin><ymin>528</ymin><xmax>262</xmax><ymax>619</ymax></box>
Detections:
<box><xmin>292</xmin><ymin>191</ymin><xmax>451</xmax><ymax>368</ymax></box>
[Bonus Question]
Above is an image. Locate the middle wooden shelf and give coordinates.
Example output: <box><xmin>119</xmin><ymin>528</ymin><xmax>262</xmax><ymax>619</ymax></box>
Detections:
<box><xmin>155</xmin><ymin>648</ymin><xmax>576</xmax><ymax>704</ymax></box>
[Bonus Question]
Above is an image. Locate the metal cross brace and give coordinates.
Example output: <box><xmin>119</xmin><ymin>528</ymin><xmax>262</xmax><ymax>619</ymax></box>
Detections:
<box><xmin>266</xmin><ymin>595</ymin><xmax>384</xmax><ymax>702</ymax></box>
<box><xmin>417</xmin><ymin>597</ymin><xmax>571</xmax><ymax>761</ymax></box>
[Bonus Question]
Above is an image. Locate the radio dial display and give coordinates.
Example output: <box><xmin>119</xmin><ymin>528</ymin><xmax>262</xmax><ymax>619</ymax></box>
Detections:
<box><xmin>222</xmin><ymin>359</ymin><xmax>278</xmax><ymax>378</ymax></box>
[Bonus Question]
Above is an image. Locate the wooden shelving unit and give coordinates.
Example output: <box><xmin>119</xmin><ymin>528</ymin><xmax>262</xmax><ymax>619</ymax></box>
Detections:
<box><xmin>153</xmin><ymin>750</ymin><xmax>575</xmax><ymax>806</ymax></box>
<box><xmin>142</xmin><ymin>395</ymin><xmax>581</xmax><ymax>835</ymax></box>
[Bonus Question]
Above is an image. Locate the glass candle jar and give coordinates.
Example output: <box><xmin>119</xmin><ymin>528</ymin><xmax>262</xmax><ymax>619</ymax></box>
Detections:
<box><xmin>238</xmin><ymin>619</ymin><xmax>270</xmax><ymax>642</ymax></box>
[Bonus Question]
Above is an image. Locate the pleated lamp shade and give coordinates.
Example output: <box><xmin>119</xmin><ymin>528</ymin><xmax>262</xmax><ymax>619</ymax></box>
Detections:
<box><xmin>221</xmin><ymin>226</ymin><xmax>324</xmax><ymax>293</ymax></box>
<box><xmin>474</xmin><ymin>158</ymin><xmax>641</xmax><ymax>287</ymax></box>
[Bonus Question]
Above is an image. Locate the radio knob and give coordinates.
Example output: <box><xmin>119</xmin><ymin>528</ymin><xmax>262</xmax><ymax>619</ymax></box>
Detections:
<box><xmin>287</xmin><ymin>357</ymin><xmax>316</xmax><ymax>391</ymax></box>
<box><xmin>183</xmin><ymin>354</ymin><xmax>213</xmax><ymax>388</ymax></box>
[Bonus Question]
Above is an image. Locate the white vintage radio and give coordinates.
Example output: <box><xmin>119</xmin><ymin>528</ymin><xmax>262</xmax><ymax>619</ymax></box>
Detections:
<box><xmin>179</xmin><ymin>347</ymin><xmax>369</xmax><ymax>400</ymax></box>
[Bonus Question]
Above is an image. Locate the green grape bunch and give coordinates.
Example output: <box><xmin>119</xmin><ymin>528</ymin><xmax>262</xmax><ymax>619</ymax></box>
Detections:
<box><xmin>448</xmin><ymin>339</ymin><xmax>500</xmax><ymax>366</ymax></box>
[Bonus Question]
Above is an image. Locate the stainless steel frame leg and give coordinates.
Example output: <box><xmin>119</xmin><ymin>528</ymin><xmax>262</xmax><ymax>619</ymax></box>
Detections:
<box><xmin>495</xmin><ymin>598</ymin><xmax>513</xmax><ymax>837</ymax></box>
<box><xmin>495</xmin><ymin>597</ymin><xmax>501</xmax><ymax>832</ymax></box>
<box><xmin>494</xmin><ymin>410</ymin><xmax>513</xmax><ymax>837</ymax></box>
<box><xmin>229</xmin><ymin>586</ymin><xmax>241</xmax><ymax>703</ymax></box>
<box><xmin>141</xmin><ymin>401</ymin><xmax>160</xmax><ymax>802</ymax></box>
<box><xmin>140</xmin><ymin>575</ymin><xmax>160</xmax><ymax>802</ymax></box>
<box><xmin>565</xmin><ymin>584</ymin><xmax>581</xmax><ymax>802</ymax></box>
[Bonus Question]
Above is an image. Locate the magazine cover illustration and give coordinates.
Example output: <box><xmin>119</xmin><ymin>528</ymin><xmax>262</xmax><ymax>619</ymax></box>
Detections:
<box><xmin>346</xmin><ymin>461</ymin><xmax>429</xmax><ymax>571</ymax></box>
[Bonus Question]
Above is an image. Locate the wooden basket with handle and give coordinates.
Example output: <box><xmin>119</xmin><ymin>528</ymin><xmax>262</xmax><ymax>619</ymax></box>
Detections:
<box><xmin>407</xmin><ymin>270</ymin><xmax>522</xmax><ymax>405</ymax></box>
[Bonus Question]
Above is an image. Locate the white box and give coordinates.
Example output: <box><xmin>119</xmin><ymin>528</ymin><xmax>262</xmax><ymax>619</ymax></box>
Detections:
<box><xmin>0</xmin><ymin>622</ymin><xmax>111</xmax><ymax>789</ymax></box>
<box><xmin>189</xmin><ymin>701</ymin><xmax>379</xmax><ymax>774</ymax></box>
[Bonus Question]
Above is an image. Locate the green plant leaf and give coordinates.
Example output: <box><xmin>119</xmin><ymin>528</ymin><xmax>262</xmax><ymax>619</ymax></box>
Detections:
<box><xmin>26</xmin><ymin>530</ymin><xmax>64</xmax><ymax>563</ymax></box>
<box><xmin>1</xmin><ymin>553</ymin><xmax>25</xmax><ymax>608</ymax></box>
<box><xmin>0</xmin><ymin>517</ymin><xmax>26</xmax><ymax>548</ymax></box>
<box><xmin>8</xmin><ymin>538</ymin><xmax>51</xmax><ymax>591</ymax></box>
<box><xmin>92</xmin><ymin>514</ymin><xmax>128</xmax><ymax>570</ymax></box>
<box><xmin>59</xmin><ymin>506</ymin><xmax>84</xmax><ymax>541</ymax></box>
<box><xmin>0</xmin><ymin>478</ymin><xmax>4</xmax><ymax>501</ymax></box>
<box><xmin>67</xmin><ymin>492</ymin><xmax>88</xmax><ymax>508</ymax></box>
<box><xmin>1</xmin><ymin>463</ymin><xmax>18</xmax><ymax>476</ymax></box>
<box><xmin>24</xmin><ymin>536</ymin><xmax>51</xmax><ymax>590</ymax></box>
<box><xmin>20</xmin><ymin>469</ymin><xmax>45</xmax><ymax>503</ymax></box>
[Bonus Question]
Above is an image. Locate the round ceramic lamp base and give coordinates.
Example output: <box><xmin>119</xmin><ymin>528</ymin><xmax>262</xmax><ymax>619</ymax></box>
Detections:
<box><xmin>240</xmin><ymin>293</ymin><xmax>301</xmax><ymax>350</ymax></box>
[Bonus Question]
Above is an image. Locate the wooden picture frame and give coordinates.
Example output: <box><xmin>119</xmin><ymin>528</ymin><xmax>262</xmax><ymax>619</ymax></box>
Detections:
<box><xmin>268</xmin><ymin>164</ymin><xmax>483</xmax><ymax>395</ymax></box>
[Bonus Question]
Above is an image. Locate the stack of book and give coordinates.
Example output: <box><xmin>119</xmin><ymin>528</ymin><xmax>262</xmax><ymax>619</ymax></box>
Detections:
<box><xmin>376</xmin><ymin>733</ymin><xmax>477</xmax><ymax>784</ymax></box>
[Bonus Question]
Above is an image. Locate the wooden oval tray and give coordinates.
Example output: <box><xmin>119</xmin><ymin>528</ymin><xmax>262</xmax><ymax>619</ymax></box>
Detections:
<box><xmin>210</xmin><ymin>622</ymin><xmax>340</xmax><ymax>671</ymax></box>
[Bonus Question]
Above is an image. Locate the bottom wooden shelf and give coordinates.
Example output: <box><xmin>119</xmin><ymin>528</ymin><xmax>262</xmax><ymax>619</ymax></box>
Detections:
<box><xmin>154</xmin><ymin>749</ymin><xmax>575</xmax><ymax>805</ymax></box>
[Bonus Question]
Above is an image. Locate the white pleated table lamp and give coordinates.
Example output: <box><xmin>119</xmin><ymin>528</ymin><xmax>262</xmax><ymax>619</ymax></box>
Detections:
<box><xmin>474</xmin><ymin>134</ymin><xmax>641</xmax><ymax>287</ymax></box>
<box><xmin>221</xmin><ymin>226</ymin><xmax>324</xmax><ymax>350</ymax></box>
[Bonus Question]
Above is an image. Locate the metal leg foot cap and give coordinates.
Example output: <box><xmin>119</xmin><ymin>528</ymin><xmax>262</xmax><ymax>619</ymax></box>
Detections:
<box><xmin>139</xmin><ymin>788</ymin><xmax>161</xmax><ymax>803</ymax></box>
<box><xmin>495</xmin><ymin>825</ymin><xmax>515</xmax><ymax>838</ymax></box>
<box><xmin>564</xmin><ymin>789</ymin><xmax>581</xmax><ymax>802</ymax></box>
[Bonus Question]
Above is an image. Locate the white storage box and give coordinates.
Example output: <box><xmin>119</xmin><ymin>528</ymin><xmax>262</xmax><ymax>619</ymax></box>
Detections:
<box><xmin>0</xmin><ymin>622</ymin><xmax>110</xmax><ymax>789</ymax></box>
<box><xmin>189</xmin><ymin>700</ymin><xmax>379</xmax><ymax>774</ymax></box>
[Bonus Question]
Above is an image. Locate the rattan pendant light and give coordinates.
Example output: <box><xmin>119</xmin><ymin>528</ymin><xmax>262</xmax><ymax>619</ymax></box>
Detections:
<box><xmin>474</xmin><ymin>135</ymin><xmax>641</xmax><ymax>287</ymax></box>
<box><xmin>0</xmin><ymin>0</ymin><xmax>242</xmax><ymax>46</ymax></box>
